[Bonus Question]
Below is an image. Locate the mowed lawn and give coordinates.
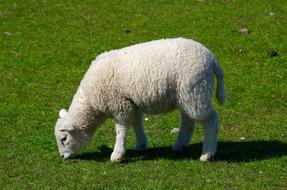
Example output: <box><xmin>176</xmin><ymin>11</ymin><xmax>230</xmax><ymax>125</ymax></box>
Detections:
<box><xmin>1</xmin><ymin>0</ymin><xmax>287</xmax><ymax>189</ymax></box>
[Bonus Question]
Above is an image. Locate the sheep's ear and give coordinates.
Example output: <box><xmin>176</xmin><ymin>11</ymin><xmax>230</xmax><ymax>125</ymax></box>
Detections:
<box><xmin>59</xmin><ymin>109</ymin><xmax>68</xmax><ymax>118</ymax></box>
<box><xmin>59</xmin><ymin>124</ymin><xmax>74</xmax><ymax>131</ymax></box>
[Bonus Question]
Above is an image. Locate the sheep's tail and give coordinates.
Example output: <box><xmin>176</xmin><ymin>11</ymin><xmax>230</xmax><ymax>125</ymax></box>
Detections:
<box><xmin>213</xmin><ymin>58</ymin><xmax>226</xmax><ymax>105</ymax></box>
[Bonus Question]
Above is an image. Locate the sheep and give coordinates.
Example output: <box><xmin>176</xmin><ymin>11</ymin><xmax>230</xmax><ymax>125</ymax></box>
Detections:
<box><xmin>54</xmin><ymin>37</ymin><xmax>226</xmax><ymax>162</ymax></box>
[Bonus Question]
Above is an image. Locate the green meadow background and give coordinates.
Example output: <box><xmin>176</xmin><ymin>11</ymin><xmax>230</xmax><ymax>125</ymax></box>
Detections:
<box><xmin>1</xmin><ymin>0</ymin><xmax>286</xmax><ymax>189</ymax></box>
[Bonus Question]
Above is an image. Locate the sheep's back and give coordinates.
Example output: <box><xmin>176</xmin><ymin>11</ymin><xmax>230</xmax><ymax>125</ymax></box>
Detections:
<box><xmin>89</xmin><ymin>38</ymin><xmax>214</xmax><ymax>114</ymax></box>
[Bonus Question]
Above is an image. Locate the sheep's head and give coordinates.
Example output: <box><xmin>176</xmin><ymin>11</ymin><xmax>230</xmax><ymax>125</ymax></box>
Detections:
<box><xmin>54</xmin><ymin>109</ymin><xmax>88</xmax><ymax>159</ymax></box>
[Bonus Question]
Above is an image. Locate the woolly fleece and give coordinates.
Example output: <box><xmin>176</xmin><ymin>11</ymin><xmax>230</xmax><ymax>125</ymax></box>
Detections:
<box><xmin>54</xmin><ymin>37</ymin><xmax>226</xmax><ymax>162</ymax></box>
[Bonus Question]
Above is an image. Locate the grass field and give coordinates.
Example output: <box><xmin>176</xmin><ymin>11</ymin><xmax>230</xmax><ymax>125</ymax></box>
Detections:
<box><xmin>1</xmin><ymin>0</ymin><xmax>287</xmax><ymax>189</ymax></box>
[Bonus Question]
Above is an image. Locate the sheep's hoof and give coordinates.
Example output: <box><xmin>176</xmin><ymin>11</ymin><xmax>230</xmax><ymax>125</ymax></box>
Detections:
<box><xmin>200</xmin><ymin>153</ymin><xmax>214</xmax><ymax>162</ymax></box>
<box><xmin>110</xmin><ymin>151</ymin><xmax>125</xmax><ymax>162</ymax></box>
<box><xmin>134</xmin><ymin>143</ymin><xmax>147</xmax><ymax>152</ymax></box>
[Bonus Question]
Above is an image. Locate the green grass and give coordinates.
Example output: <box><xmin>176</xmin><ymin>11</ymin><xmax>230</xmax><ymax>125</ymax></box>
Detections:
<box><xmin>1</xmin><ymin>0</ymin><xmax>287</xmax><ymax>189</ymax></box>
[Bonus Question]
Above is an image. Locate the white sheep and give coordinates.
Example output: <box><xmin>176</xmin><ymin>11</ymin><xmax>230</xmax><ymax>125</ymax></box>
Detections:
<box><xmin>54</xmin><ymin>37</ymin><xmax>226</xmax><ymax>162</ymax></box>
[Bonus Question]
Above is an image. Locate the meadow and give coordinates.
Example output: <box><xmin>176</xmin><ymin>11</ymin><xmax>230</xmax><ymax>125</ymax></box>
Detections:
<box><xmin>1</xmin><ymin>0</ymin><xmax>286</xmax><ymax>189</ymax></box>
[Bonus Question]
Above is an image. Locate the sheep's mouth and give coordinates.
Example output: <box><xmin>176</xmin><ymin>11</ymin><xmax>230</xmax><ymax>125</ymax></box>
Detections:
<box><xmin>60</xmin><ymin>152</ymin><xmax>75</xmax><ymax>159</ymax></box>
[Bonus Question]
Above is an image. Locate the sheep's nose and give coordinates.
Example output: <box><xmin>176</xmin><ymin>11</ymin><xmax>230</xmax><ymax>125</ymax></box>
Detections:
<box><xmin>60</xmin><ymin>152</ymin><xmax>75</xmax><ymax>159</ymax></box>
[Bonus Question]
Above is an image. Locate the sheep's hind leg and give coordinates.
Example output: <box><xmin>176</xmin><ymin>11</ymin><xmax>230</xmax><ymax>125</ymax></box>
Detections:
<box><xmin>110</xmin><ymin>122</ymin><xmax>128</xmax><ymax>162</ymax></box>
<box><xmin>172</xmin><ymin>112</ymin><xmax>195</xmax><ymax>152</ymax></box>
<box><xmin>132</xmin><ymin>112</ymin><xmax>147</xmax><ymax>152</ymax></box>
<box><xmin>199</xmin><ymin>110</ymin><xmax>219</xmax><ymax>162</ymax></box>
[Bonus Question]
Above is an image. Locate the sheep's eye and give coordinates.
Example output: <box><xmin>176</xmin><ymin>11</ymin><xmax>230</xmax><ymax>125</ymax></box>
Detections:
<box><xmin>60</xmin><ymin>136</ymin><xmax>67</xmax><ymax>144</ymax></box>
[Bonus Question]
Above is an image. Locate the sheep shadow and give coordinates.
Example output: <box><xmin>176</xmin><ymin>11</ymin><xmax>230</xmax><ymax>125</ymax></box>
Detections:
<box><xmin>76</xmin><ymin>140</ymin><xmax>287</xmax><ymax>163</ymax></box>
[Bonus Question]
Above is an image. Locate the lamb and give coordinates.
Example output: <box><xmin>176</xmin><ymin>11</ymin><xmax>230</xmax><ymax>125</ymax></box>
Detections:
<box><xmin>54</xmin><ymin>37</ymin><xmax>226</xmax><ymax>162</ymax></box>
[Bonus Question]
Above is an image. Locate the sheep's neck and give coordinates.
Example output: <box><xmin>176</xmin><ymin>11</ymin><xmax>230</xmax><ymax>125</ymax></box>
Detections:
<box><xmin>68</xmin><ymin>87</ymin><xmax>106</xmax><ymax>131</ymax></box>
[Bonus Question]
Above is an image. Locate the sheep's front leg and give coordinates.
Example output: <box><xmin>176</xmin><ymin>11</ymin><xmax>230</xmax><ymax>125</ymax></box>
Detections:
<box><xmin>199</xmin><ymin>110</ymin><xmax>218</xmax><ymax>162</ymax></box>
<box><xmin>110</xmin><ymin>123</ymin><xmax>128</xmax><ymax>162</ymax></box>
<box><xmin>132</xmin><ymin>112</ymin><xmax>147</xmax><ymax>152</ymax></box>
